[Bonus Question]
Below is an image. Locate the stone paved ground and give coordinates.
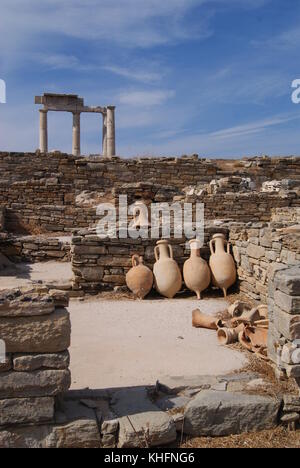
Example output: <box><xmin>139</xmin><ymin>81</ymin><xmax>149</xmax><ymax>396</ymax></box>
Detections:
<box><xmin>69</xmin><ymin>298</ymin><xmax>248</xmax><ymax>390</ymax></box>
<box><xmin>0</xmin><ymin>261</ymin><xmax>72</xmax><ymax>290</ymax></box>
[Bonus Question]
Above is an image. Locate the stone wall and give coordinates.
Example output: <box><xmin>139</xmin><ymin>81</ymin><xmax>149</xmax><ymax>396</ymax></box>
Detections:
<box><xmin>0</xmin><ymin>287</ymin><xmax>85</xmax><ymax>448</ymax></box>
<box><xmin>0</xmin><ymin>235</ymin><xmax>71</xmax><ymax>262</ymax></box>
<box><xmin>229</xmin><ymin>213</ymin><xmax>300</xmax><ymax>303</ymax></box>
<box><xmin>268</xmin><ymin>266</ymin><xmax>300</xmax><ymax>383</ymax></box>
<box><xmin>71</xmin><ymin>225</ymin><xmax>230</xmax><ymax>294</ymax></box>
<box><xmin>0</xmin><ymin>152</ymin><xmax>299</xmax><ymax>233</ymax></box>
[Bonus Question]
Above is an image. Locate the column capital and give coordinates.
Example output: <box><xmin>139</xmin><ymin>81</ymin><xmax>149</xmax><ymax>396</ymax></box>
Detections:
<box><xmin>39</xmin><ymin>108</ymin><xmax>48</xmax><ymax>113</ymax></box>
<box><xmin>107</xmin><ymin>105</ymin><xmax>116</xmax><ymax>111</ymax></box>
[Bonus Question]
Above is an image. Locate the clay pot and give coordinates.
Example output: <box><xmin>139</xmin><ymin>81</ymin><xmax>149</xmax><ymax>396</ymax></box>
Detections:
<box><xmin>126</xmin><ymin>255</ymin><xmax>153</xmax><ymax>299</ymax></box>
<box><xmin>209</xmin><ymin>234</ymin><xmax>237</xmax><ymax>297</ymax></box>
<box><xmin>183</xmin><ymin>239</ymin><xmax>211</xmax><ymax>299</ymax></box>
<box><xmin>192</xmin><ymin>309</ymin><xmax>218</xmax><ymax>330</ymax></box>
<box><xmin>153</xmin><ymin>240</ymin><xmax>182</xmax><ymax>298</ymax></box>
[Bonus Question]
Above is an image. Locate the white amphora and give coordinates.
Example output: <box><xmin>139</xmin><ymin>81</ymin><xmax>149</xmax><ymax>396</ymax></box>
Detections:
<box><xmin>183</xmin><ymin>239</ymin><xmax>211</xmax><ymax>299</ymax></box>
<box><xmin>153</xmin><ymin>240</ymin><xmax>182</xmax><ymax>299</ymax></box>
<box><xmin>209</xmin><ymin>233</ymin><xmax>236</xmax><ymax>297</ymax></box>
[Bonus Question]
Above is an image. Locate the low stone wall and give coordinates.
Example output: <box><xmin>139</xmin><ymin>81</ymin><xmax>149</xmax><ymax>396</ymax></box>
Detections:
<box><xmin>71</xmin><ymin>225</ymin><xmax>230</xmax><ymax>294</ymax></box>
<box><xmin>230</xmin><ymin>222</ymin><xmax>300</xmax><ymax>303</ymax></box>
<box><xmin>0</xmin><ymin>152</ymin><xmax>299</xmax><ymax>233</ymax></box>
<box><xmin>0</xmin><ymin>235</ymin><xmax>71</xmax><ymax>262</ymax></box>
<box><xmin>268</xmin><ymin>266</ymin><xmax>300</xmax><ymax>383</ymax></box>
<box><xmin>0</xmin><ymin>287</ymin><xmax>89</xmax><ymax>448</ymax></box>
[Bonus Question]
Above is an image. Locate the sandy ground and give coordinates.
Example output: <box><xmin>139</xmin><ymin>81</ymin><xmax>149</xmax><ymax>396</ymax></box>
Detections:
<box><xmin>69</xmin><ymin>298</ymin><xmax>247</xmax><ymax>390</ymax></box>
<box><xmin>0</xmin><ymin>261</ymin><xmax>73</xmax><ymax>289</ymax></box>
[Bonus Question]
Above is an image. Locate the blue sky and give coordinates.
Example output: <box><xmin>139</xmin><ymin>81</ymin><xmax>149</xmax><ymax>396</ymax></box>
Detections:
<box><xmin>1</xmin><ymin>0</ymin><xmax>300</xmax><ymax>157</ymax></box>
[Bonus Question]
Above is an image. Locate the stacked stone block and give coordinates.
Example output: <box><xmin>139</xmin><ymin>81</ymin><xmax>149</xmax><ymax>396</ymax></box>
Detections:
<box><xmin>0</xmin><ymin>287</ymin><xmax>75</xmax><ymax>447</ymax></box>
<box><xmin>0</xmin><ymin>152</ymin><xmax>299</xmax><ymax>233</ymax></box>
<box><xmin>268</xmin><ymin>266</ymin><xmax>300</xmax><ymax>382</ymax></box>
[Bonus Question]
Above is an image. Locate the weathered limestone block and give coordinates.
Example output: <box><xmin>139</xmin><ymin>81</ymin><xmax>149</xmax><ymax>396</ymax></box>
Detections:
<box><xmin>274</xmin><ymin>308</ymin><xmax>300</xmax><ymax>341</ymax></box>
<box><xmin>283</xmin><ymin>394</ymin><xmax>300</xmax><ymax>412</ymax></box>
<box><xmin>0</xmin><ymin>369</ymin><xmax>71</xmax><ymax>398</ymax></box>
<box><xmin>274</xmin><ymin>266</ymin><xmax>300</xmax><ymax>296</ymax></box>
<box><xmin>111</xmin><ymin>388</ymin><xmax>176</xmax><ymax>448</ymax></box>
<box><xmin>13</xmin><ymin>351</ymin><xmax>70</xmax><ymax>372</ymax></box>
<box><xmin>0</xmin><ymin>308</ymin><xmax>71</xmax><ymax>353</ymax></box>
<box><xmin>0</xmin><ymin>418</ymin><xmax>101</xmax><ymax>448</ymax></box>
<box><xmin>0</xmin><ymin>355</ymin><xmax>12</xmax><ymax>373</ymax></box>
<box><xmin>183</xmin><ymin>391</ymin><xmax>280</xmax><ymax>436</ymax></box>
<box><xmin>246</xmin><ymin>244</ymin><xmax>265</xmax><ymax>259</ymax></box>
<box><xmin>72</xmin><ymin>266</ymin><xmax>104</xmax><ymax>282</ymax></box>
<box><xmin>0</xmin><ymin>289</ymin><xmax>54</xmax><ymax>317</ymax></box>
<box><xmin>0</xmin><ymin>397</ymin><xmax>54</xmax><ymax>426</ymax></box>
<box><xmin>48</xmin><ymin>290</ymin><xmax>69</xmax><ymax>308</ymax></box>
<box><xmin>72</xmin><ymin>245</ymin><xmax>107</xmax><ymax>255</ymax></box>
<box><xmin>274</xmin><ymin>290</ymin><xmax>300</xmax><ymax>314</ymax></box>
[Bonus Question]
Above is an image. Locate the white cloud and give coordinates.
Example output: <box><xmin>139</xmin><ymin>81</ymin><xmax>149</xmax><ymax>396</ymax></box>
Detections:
<box><xmin>102</xmin><ymin>65</ymin><xmax>165</xmax><ymax>84</ymax></box>
<box><xmin>119</xmin><ymin>90</ymin><xmax>175</xmax><ymax>107</ymax></box>
<box><xmin>35</xmin><ymin>53</ymin><xmax>81</xmax><ymax>70</ymax></box>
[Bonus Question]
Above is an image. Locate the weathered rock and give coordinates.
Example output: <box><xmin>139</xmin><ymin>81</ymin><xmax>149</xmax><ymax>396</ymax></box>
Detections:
<box><xmin>13</xmin><ymin>351</ymin><xmax>70</xmax><ymax>372</ymax></box>
<box><xmin>0</xmin><ymin>308</ymin><xmax>71</xmax><ymax>353</ymax></box>
<box><xmin>0</xmin><ymin>355</ymin><xmax>11</xmax><ymax>373</ymax></box>
<box><xmin>111</xmin><ymin>387</ymin><xmax>177</xmax><ymax>448</ymax></box>
<box><xmin>0</xmin><ymin>289</ymin><xmax>54</xmax><ymax>317</ymax></box>
<box><xmin>0</xmin><ymin>417</ymin><xmax>101</xmax><ymax>449</ymax></box>
<box><xmin>274</xmin><ymin>290</ymin><xmax>300</xmax><ymax>315</ymax></box>
<box><xmin>274</xmin><ymin>267</ymin><xmax>300</xmax><ymax>296</ymax></box>
<box><xmin>283</xmin><ymin>395</ymin><xmax>300</xmax><ymax>412</ymax></box>
<box><xmin>0</xmin><ymin>369</ymin><xmax>71</xmax><ymax>398</ymax></box>
<box><xmin>72</xmin><ymin>265</ymin><xmax>104</xmax><ymax>282</ymax></box>
<box><xmin>0</xmin><ymin>397</ymin><xmax>54</xmax><ymax>426</ymax></box>
<box><xmin>48</xmin><ymin>290</ymin><xmax>69</xmax><ymax>308</ymax></box>
<box><xmin>275</xmin><ymin>309</ymin><xmax>300</xmax><ymax>341</ymax></box>
<box><xmin>246</xmin><ymin>244</ymin><xmax>265</xmax><ymax>259</ymax></box>
<box><xmin>183</xmin><ymin>391</ymin><xmax>280</xmax><ymax>436</ymax></box>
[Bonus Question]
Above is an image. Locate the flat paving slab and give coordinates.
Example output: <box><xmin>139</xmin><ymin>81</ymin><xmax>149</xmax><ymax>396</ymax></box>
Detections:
<box><xmin>69</xmin><ymin>298</ymin><xmax>248</xmax><ymax>390</ymax></box>
<box><xmin>0</xmin><ymin>261</ymin><xmax>72</xmax><ymax>290</ymax></box>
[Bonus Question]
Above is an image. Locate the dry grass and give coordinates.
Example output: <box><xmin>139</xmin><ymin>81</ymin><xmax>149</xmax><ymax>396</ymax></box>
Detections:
<box><xmin>180</xmin><ymin>427</ymin><xmax>300</xmax><ymax>448</ymax></box>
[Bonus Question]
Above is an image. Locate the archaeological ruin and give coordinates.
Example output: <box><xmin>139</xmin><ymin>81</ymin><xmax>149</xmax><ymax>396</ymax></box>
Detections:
<box><xmin>35</xmin><ymin>93</ymin><xmax>116</xmax><ymax>157</ymax></box>
<box><xmin>0</xmin><ymin>149</ymin><xmax>299</xmax><ymax>447</ymax></box>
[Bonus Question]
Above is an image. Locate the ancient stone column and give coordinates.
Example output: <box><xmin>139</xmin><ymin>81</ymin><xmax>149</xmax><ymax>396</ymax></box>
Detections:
<box><xmin>72</xmin><ymin>112</ymin><xmax>81</xmax><ymax>156</ymax></box>
<box><xmin>106</xmin><ymin>106</ymin><xmax>116</xmax><ymax>157</ymax></box>
<box><xmin>102</xmin><ymin>112</ymin><xmax>107</xmax><ymax>156</ymax></box>
<box><xmin>39</xmin><ymin>109</ymin><xmax>48</xmax><ymax>153</ymax></box>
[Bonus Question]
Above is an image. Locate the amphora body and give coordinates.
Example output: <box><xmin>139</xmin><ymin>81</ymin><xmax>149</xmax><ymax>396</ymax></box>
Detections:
<box><xmin>153</xmin><ymin>240</ymin><xmax>182</xmax><ymax>299</ymax></box>
<box><xmin>209</xmin><ymin>234</ymin><xmax>236</xmax><ymax>297</ymax></box>
<box><xmin>126</xmin><ymin>255</ymin><xmax>153</xmax><ymax>299</ymax></box>
<box><xmin>183</xmin><ymin>239</ymin><xmax>211</xmax><ymax>299</ymax></box>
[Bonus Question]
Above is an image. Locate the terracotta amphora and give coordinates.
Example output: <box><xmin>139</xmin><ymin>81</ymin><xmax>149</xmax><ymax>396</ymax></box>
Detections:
<box><xmin>126</xmin><ymin>255</ymin><xmax>153</xmax><ymax>299</ymax></box>
<box><xmin>153</xmin><ymin>240</ymin><xmax>182</xmax><ymax>299</ymax></box>
<box><xmin>209</xmin><ymin>233</ymin><xmax>236</xmax><ymax>297</ymax></box>
<box><xmin>192</xmin><ymin>309</ymin><xmax>218</xmax><ymax>330</ymax></box>
<box><xmin>183</xmin><ymin>239</ymin><xmax>211</xmax><ymax>299</ymax></box>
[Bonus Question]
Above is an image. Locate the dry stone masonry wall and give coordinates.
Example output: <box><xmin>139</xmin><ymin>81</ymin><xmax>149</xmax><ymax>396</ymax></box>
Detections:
<box><xmin>0</xmin><ymin>152</ymin><xmax>299</xmax><ymax>233</ymax></box>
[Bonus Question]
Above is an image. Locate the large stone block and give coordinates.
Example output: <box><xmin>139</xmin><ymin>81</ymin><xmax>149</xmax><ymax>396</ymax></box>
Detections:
<box><xmin>13</xmin><ymin>351</ymin><xmax>70</xmax><ymax>372</ymax></box>
<box><xmin>274</xmin><ymin>290</ymin><xmax>300</xmax><ymax>314</ymax></box>
<box><xmin>183</xmin><ymin>391</ymin><xmax>280</xmax><ymax>436</ymax></box>
<box><xmin>274</xmin><ymin>308</ymin><xmax>300</xmax><ymax>341</ymax></box>
<box><xmin>0</xmin><ymin>397</ymin><xmax>54</xmax><ymax>426</ymax></box>
<box><xmin>246</xmin><ymin>244</ymin><xmax>265</xmax><ymax>259</ymax></box>
<box><xmin>274</xmin><ymin>266</ymin><xmax>300</xmax><ymax>296</ymax></box>
<box><xmin>111</xmin><ymin>387</ymin><xmax>176</xmax><ymax>448</ymax></box>
<box><xmin>0</xmin><ymin>289</ymin><xmax>54</xmax><ymax>317</ymax></box>
<box><xmin>0</xmin><ymin>418</ymin><xmax>100</xmax><ymax>448</ymax></box>
<box><xmin>0</xmin><ymin>369</ymin><xmax>71</xmax><ymax>398</ymax></box>
<box><xmin>0</xmin><ymin>308</ymin><xmax>71</xmax><ymax>353</ymax></box>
